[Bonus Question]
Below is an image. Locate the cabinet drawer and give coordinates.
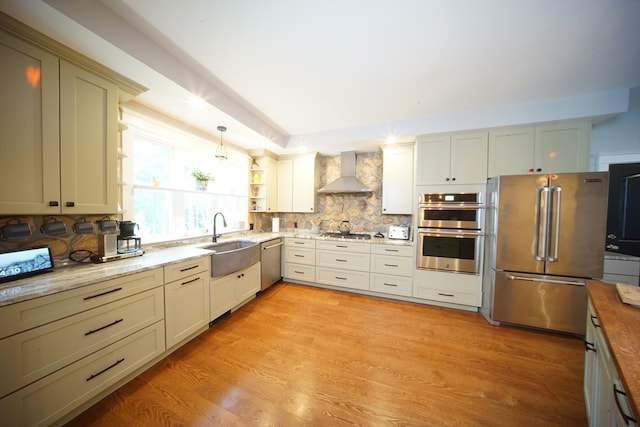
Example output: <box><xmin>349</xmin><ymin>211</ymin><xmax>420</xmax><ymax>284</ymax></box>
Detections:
<box><xmin>316</xmin><ymin>250</ymin><xmax>370</xmax><ymax>272</ymax></box>
<box><xmin>604</xmin><ymin>258</ymin><xmax>640</xmax><ymax>277</ymax></box>
<box><xmin>0</xmin><ymin>287</ymin><xmax>164</xmax><ymax>397</ymax></box>
<box><xmin>164</xmin><ymin>256</ymin><xmax>210</xmax><ymax>283</ymax></box>
<box><xmin>0</xmin><ymin>321</ymin><xmax>165</xmax><ymax>427</ymax></box>
<box><xmin>284</xmin><ymin>263</ymin><xmax>316</xmax><ymax>282</ymax></box>
<box><xmin>316</xmin><ymin>267</ymin><xmax>369</xmax><ymax>290</ymax></box>
<box><xmin>413</xmin><ymin>286</ymin><xmax>480</xmax><ymax>307</ymax></box>
<box><xmin>285</xmin><ymin>238</ymin><xmax>316</xmax><ymax>248</ymax></box>
<box><xmin>371</xmin><ymin>244</ymin><xmax>413</xmax><ymax>257</ymax></box>
<box><xmin>0</xmin><ymin>268</ymin><xmax>163</xmax><ymax>339</ymax></box>
<box><xmin>602</xmin><ymin>273</ymin><xmax>639</xmax><ymax>286</ymax></box>
<box><xmin>370</xmin><ymin>254</ymin><xmax>413</xmax><ymax>276</ymax></box>
<box><xmin>370</xmin><ymin>274</ymin><xmax>413</xmax><ymax>297</ymax></box>
<box><xmin>316</xmin><ymin>240</ymin><xmax>370</xmax><ymax>253</ymax></box>
<box><xmin>285</xmin><ymin>247</ymin><xmax>316</xmax><ymax>266</ymax></box>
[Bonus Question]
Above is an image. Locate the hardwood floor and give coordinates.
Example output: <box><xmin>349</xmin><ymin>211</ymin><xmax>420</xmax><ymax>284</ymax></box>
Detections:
<box><xmin>65</xmin><ymin>283</ymin><xmax>587</xmax><ymax>426</ymax></box>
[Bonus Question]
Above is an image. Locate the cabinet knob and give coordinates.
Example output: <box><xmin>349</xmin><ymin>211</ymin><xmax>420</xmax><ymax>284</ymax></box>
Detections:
<box><xmin>445</xmin><ymin>178</ymin><xmax>450</xmax><ymax>182</ymax></box>
<box><xmin>48</xmin><ymin>201</ymin><xmax>59</xmax><ymax>207</ymax></box>
<box><xmin>451</xmin><ymin>177</ymin><xmax>456</xmax><ymax>181</ymax></box>
<box><xmin>66</xmin><ymin>201</ymin><xmax>75</xmax><ymax>207</ymax></box>
<box><xmin>536</xmin><ymin>168</ymin><xmax>542</xmax><ymax>172</ymax></box>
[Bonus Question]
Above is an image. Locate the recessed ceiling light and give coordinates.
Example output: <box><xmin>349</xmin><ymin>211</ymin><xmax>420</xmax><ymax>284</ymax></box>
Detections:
<box><xmin>188</xmin><ymin>95</ymin><xmax>206</xmax><ymax>111</ymax></box>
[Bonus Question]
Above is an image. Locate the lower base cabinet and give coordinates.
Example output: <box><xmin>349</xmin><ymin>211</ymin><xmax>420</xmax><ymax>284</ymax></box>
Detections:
<box><xmin>0</xmin><ymin>321</ymin><xmax>165</xmax><ymax>427</ymax></box>
<box><xmin>584</xmin><ymin>298</ymin><xmax>638</xmax><ymax>427</ymax></box>
<box><xmin>210</xmin><ymin>262</ymin><xmax>260</xmax><ymax>321</ymax></box>
<box><xmin>413</xmin><ymin>269</ymin><xmax>482</xmax><ymax>307</ymax></box>
<box><xmin>164</xmin><ymin>257</ymin><xmax>211</xmax><ymax>349</ymax></box>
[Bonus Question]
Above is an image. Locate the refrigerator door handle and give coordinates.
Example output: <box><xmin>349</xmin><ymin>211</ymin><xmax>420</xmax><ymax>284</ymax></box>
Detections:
<box><xmin>505</xmin><ymin>274</ymin><xmax>585</xmax><ymax>286</ymax></box>
<box><xmin>534</xmin><ymin>187</ymin><xmax>550</xmax><ymax>261</ymax></box>
<box><xmin>548</xmin><ymin>187</ymin><xmax>562</xmax><ymax>262</ymax></box>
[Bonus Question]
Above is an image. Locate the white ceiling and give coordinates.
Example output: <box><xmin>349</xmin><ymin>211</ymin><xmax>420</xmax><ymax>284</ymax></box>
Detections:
<box><xmin>2</xmin><ymin>0</ymin><xmax>640</xmax><ymax>155</ymax></box>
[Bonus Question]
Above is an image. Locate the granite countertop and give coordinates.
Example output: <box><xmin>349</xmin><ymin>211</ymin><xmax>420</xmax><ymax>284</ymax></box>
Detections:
<box><xmin>586</xmin><ymin>280</ymin><xmax>640</xmax><ymax>419</ymax></box>
<box><xmin>0</xmin><ymin>231</ymin><xmax>415</xmax><ymax>307</ymax></box>
<box><xmin>604</xmin><ymin>251</ymin><xmax>640</xmax><ymax>261</ymax></box>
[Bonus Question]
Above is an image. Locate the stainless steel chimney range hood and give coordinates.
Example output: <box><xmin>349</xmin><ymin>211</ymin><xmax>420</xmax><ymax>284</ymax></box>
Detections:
<box><xmin>318</xmin><ymin>151</ymin><xmax>372</xmax><ymax>194</ymax></box>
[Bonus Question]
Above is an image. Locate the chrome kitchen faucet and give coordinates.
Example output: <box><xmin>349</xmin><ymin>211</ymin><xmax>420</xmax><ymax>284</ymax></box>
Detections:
<box><xmin>212</xmin><ymin>212</ymin><xmax>227</xmax><ymax>242</ymax></box>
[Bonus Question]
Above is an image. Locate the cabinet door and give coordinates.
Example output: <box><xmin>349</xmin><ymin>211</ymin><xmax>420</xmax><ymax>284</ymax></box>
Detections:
<box><xmin>0</xmin><ymin>31</ymin><xmax>61</xmax><ymax>214</ymax></box>
<box><xmin>265</xmin><ymin>157</ymin><xmax>278</xmax><ymax>212</ymax></box>
<box><xmin>164</xmin><ymin>271</ymin><xmax>210</xmax><ymax>349</ymax></box>
<box><xmin>534</xmin><ymin>121</ymin><xmax>590</xmax><ymax>173</ymax></box>
<box><xmin>488</xmin><ymin>127</ymin><xmax>535</xmax><ymax>177</ymax></box>
<box><xmin>210</xmin><ymin>273</ymin><xmax>236</xmax><ymax>321</ymax></box>
<box><xmin>416</xmin><ymin>135</ymin><xmax>451</xmax><ymax>185</ymax></box>
<box><xmin>451</xmin><ymin>132</ymin><xmax>488</xmax><ymax>184</ymax></box>
<box><xmin>292</xmin><ymin>155</ymin><xmax>317</xmax><ymax>212</ymax></box>
<box><xmin>277</xmin><ymin>158</ymin><xmax>293</xmax><ymax>212</ymax></box>
<box><xmin>382</xmin><ymin>144</ymin><xmax>414</xmax><ymax>214</ymax></box>
<box><xmin>59</xmin><ymin>60</ymin><xmax>118</xmax><ymax>214</ymax></box>
<box><xmin>236</xmin><ymin>262</ymin><xmax>260</xmax><ymax>302</ymax></box>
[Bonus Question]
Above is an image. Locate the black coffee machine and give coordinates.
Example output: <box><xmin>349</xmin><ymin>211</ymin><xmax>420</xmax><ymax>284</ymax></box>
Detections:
<box><xmin>117</xmin><ymin>221</ymin><xmax>142</xmax><ymax>254</ymax></box>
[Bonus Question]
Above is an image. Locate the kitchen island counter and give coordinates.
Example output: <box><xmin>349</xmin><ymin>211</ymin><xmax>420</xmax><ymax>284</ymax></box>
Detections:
<box><xmin>586</xmin><ymin>279</ymin><xmax>640</xmax><ymax>420</ymax></box>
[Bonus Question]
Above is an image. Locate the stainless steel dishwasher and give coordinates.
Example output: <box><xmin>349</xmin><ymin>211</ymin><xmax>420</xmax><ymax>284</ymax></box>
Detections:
<box><xmin>260</xmin><ymin>238</ymin><xmax>283</xmax><ymax>290</ymax></box>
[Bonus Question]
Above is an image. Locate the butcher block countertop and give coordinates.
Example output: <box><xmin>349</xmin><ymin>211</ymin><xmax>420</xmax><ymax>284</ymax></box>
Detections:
<box><xmin>586</xmin><ymin>280</ymin><xmax>640</xmax><ymax>418</ymax></box>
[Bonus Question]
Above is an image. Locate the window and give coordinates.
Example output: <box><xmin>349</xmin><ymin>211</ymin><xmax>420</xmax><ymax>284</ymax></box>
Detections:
<box><xmin>122</xmin><ymin>108</ymin><xmax>249</xmax><ymax>244</ymax></box>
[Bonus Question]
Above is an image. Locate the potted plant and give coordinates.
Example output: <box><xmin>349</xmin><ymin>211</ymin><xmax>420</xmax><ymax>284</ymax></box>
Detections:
<box><xmin>191</xmin><ymin>170</ymin><xmax>213</xmax><ymax>191</ymax></box>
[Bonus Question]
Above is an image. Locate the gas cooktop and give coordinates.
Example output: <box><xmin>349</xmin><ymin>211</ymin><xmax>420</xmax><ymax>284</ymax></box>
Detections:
<box><xmin>320</xmin><ymin>232</ymin><xmax>372</xmax><ymax>240</ymax></box>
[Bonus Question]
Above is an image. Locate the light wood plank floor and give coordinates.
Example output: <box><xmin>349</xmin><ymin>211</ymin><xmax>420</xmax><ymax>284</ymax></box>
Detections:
<box><xmin>66</xmin><ymin>283</ymin><xmax>587</xmax><ymax>426</ymax></box>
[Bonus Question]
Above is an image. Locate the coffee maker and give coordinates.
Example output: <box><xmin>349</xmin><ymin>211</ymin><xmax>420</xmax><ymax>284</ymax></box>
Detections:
<box><xmin>96</xmin><ymin>220</ymin><xmax>143</xmax><ymax>262</ymax></box>
<box><xmin>117</xmin><ymin>221</ymin><xmax>142</xmax><ymax>254</ymax></box>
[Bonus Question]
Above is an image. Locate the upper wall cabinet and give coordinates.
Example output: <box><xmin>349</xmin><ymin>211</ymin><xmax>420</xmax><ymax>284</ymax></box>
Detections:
<box><xmin>381</xmin><ymin>143</ymin><xmax>414</xmax><ymax>214</ymax></box>
<box><xmin>416</xmin><ymin>131</ymin><xmax>488</xmax><ymax>185</ymax></box>
<box><xmin>277</xmin><ymin>153</ymin><xmax>320</xmax><ymax>213</ymax></box>
<box><xmin>0</xmin><ymin>14</ymin><xmax>145</xmax><ymax>215</ymax></box>
<box><xmin>488</xmin><ymin>120</ymin><xmax>590</xmax><ymax>177</ymax></box>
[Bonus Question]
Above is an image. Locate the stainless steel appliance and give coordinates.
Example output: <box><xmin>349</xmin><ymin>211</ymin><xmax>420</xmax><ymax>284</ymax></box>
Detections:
<box><xmin>388</xmin><ymin>225</ymin><xmax>410</xmax><ymax>240</ymax></box>
<box><xmin>260</xmin><ymin>238</ymin><xmax>283</xmax><ymax>290</ymax></box>
<box><xmin>418</xmin><ymin>192</ymin><xmax>483</xmax><ymax>229</ymax></box>
<box><xmin>606</xmin><ymin>162</ymin><xmax>640</xmax><ymax>257</ymax></box>
<box><xmin>417</xmin><ymin>192</ymin><xmax>484</xmax><ymax>274</ymax></box>
<box><xmin>481</xmin><ymin>172</ymin><xmax>609</xmax><ymax>335</ymax></box>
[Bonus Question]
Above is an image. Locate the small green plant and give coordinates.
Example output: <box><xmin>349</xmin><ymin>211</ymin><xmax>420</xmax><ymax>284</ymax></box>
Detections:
<box><xmin>191</xmin><ymin>170</ymin><xmax>213</xmax><ymax>182</ymax></box>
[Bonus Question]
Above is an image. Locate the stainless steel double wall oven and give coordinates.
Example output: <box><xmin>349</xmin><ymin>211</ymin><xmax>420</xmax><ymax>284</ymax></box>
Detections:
<box><xmin>417</xmin><ymin>192</ymin><xmax>484</xmax><ymax>274</ymax></box>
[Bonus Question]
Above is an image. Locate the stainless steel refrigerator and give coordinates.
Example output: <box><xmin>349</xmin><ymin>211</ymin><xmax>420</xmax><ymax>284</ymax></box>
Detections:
<box><xmin>480</xmin><ymin>172</ymin><xmax>608</xmax><ymax>335</ymax></box>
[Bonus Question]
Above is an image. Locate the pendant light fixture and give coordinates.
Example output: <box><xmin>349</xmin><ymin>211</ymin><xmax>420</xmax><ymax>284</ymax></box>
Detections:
<box><xmin>215</xmin><ymin>125</ymin><xmax>228</xmax><ymax>160</ymax></box>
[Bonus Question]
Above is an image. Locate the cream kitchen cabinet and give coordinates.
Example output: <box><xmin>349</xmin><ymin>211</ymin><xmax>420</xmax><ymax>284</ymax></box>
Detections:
<box><xmin>0</xmin><ymin>18</ymin><xmax>143</xmax><ymax>215</ymax></box>
<box><xmin>283</xmin><ymin>238</ymin><xmax>316</xmax><ymax>282</ymax></box>
<box><xmin>488</xmin><ymin>120</ymin><xmax>590</xmax><ymax>177</ymax></box>
<box><xmin>249</xmin><ymin>154</ymin><xmax>277</xmax><ymax>212</ymax></box>
<box><xmin>164</xmin><ymin>256</ymin><xmax>211</xmax><ymax>349</ymax></box>
<box><xmin>277</xmin><ymin>153</ymin><xmax>320</xmax><ymax>212</ymax></box>
<box><xmin>370</xmin><ymin>244</ymin><xmax>414</xmax><ymax>297</ymax></box>
<box><xmin>416</xmin><ymin>131</ymin><xmax>488</xmax><ymax>185</ymax></box>
<box><xmin>0</xmin><ymin>268</ymin><xmax>165</xmax><ymax>426</ymax></box>
<box><xmin>413</xmin><ymin>268</ymin><xmax>483</xmax><ymax>307</ymax></box>
<box><xmin>583</xmin><ymin>298</ymin><xmax>638</xmax><ymax>427</ymax></box>
<box><xmin>381</xmin><ymin>143</ymin><xmax>414</xmax><ymax>214</ymax></box>
<box><xmin>315</xmin><ymin>240</ymin><xmax>371</xmax><ymax>290</ymax></box>
<box><xmin>210</xmin><ymin>262</ymin><xmax>260</xmax><ymax>321</ymax></box>
<box><xmin>602</xmin><ymin>255</ymin><xmax>640</xmax><ymax>286</ymax></box>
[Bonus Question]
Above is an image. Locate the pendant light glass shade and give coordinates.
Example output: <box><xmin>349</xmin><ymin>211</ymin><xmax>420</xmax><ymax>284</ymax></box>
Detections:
<box><xmin>215</xmin><ymin>125</ymin><xmax>228</xmax><ymax>160</ymax></box>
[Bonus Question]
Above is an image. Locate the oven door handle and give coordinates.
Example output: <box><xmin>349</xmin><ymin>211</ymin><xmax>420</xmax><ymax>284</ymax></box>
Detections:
<box><xmin>419</xmin><ymin>229</ymin><xmax>484</xmax><ymax>237</ymax></box>
<box><xmin>419</xmin><ymin>204</ymin><xmax>485</xmax><ymax>210</ymax></box>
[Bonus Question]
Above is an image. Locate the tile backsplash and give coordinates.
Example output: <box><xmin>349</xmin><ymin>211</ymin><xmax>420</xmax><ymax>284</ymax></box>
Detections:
<box><xmin>250</xmin><ymin>152</ymin><xmax>412</xmax><ymax>233</ymax></box>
